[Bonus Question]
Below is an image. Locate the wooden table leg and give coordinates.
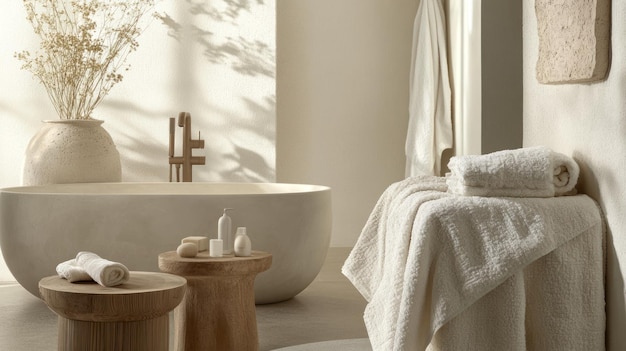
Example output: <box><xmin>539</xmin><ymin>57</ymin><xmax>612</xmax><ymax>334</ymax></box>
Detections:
<box><xmin>174</xmin><ymin>275</ymin><xmax>259</xmax><ymax>351</ymax></box>
<box><xmin>57</xmin><ymin>312</ymin><xmax>169</xmax><ymax>351</ymax></box>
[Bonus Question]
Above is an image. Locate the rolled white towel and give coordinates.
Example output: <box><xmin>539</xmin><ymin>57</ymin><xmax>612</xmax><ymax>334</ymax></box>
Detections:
<box><xmin>446</xmin><ymin>146</ymin><xmax>579</xmax><ymax>197</ymax></box>
<box><xmin>56</xmin><ymin>259</ymin><xmax>92</xmax><ymax>283</ymax></box>
<box><xmin>75</xmin><ymin>251</ymin><xmax>130</xmax><ymax>287</ymax></box>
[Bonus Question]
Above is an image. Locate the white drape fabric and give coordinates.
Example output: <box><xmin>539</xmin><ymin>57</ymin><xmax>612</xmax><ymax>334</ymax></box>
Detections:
<box><xmin>405</xmin><ymin>0</ymin><xmax>452</xmax><ymax>177</ymax></box>
<box><xmin>343</xmin><ymin>176</ymin><xmax>604</xmax><ymax>351</ymax></box>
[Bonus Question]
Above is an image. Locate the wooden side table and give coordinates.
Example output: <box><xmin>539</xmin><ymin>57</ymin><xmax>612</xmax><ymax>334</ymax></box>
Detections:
<box><xmin>159</xmin><ymin>250</ymin><xmax>272</xmax><ymax>351</ymax></box>
<box><xmin>39</xmin><ymin>271</ymin><xmax>186</xmax><ymax>351</ymax></box>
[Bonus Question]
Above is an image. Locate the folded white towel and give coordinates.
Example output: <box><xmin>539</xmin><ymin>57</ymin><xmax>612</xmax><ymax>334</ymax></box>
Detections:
<box><xmin>56</xmin><ymin>259</ymin><xmax>92</xmax><ymax>283</ymax></box>
<box><xmin>56</xmin><ymin>251</ymin><xmax>130</xmax><ymax>287</ymax></box>
<box><xmin>446</xmin><ymin>146</ymin><xmax>579</xmax><ymax>197</ymax></box>
<box><xmin>75</xmin><ymin>251</ymin><xmax>130</xmax><ymax>287</ymax></box>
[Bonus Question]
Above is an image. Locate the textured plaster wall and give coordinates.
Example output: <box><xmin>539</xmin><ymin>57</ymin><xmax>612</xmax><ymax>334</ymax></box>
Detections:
<box><xmin>524</xmin><ymin>1</ymin><xmax>625</xmax><ymax>347</ymax></box>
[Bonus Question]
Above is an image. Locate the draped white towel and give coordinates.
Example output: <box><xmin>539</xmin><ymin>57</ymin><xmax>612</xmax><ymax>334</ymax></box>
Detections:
<box><xmin>342</xmin><ymin>176</ymin><xmax>603</xmax><ymax>351</ymax></box>
<box><xmin>56</xmin><ymin>251</ymin><xmax>130</xmax><ymax>287</ymax></box>
<box><xmin>405</xmin><ymin>0</ymin><xmax>452</xmax><ymax>177</ymax></box>
<box><xmin>446</xmin><ymin>146</ymin><xmax>580</xmax><ymax>197</ymax></box>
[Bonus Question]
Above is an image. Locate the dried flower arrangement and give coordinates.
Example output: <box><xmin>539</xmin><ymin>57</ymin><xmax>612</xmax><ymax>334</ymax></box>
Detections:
<box><xmin>15</xmin><ymin>0</ymin><xmax>155</xmax><ymax>120</ymax></box>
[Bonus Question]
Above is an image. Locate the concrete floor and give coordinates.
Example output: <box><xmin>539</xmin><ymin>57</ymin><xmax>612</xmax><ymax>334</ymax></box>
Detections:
<box><xmin>0</xmin><ymin>247</ymin><xmax>369</xmax><ymax>351</ymax></box>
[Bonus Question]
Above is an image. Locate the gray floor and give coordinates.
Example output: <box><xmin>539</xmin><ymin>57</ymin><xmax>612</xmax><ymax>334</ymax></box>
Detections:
<box><xmin>273</xmin><ymin>338</ymin><xmax>372</xmax><ymax>351</ymax></box>
<box><xmin>0</xmin><ymin>247</ymin><xmax>369</xmax><ymax>351</ymax></box>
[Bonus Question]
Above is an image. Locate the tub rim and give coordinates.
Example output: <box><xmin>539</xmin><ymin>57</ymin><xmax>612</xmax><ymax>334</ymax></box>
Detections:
<box><xmin>0</xmin><ymin>182</ymin><xmax>331</xmax><ymax>196</ymax></box>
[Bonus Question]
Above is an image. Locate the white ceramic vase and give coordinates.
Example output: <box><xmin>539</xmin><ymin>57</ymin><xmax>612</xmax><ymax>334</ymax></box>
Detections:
<box><xmin>22</xmin><ymin>119</ymin><xmax>122</xmax><ymax>185</ymax></box>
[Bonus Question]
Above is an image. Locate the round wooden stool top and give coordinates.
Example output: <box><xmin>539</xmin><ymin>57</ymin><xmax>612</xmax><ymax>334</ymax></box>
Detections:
<box><xmin>39</xmin><ymin>271</ymin><xmax>187</xmax><ymax>322</ymax></box>
<box><xmin>158</xmin><ymin>250</ymin><xmax>272</xmax><ymax>276</ymax></box>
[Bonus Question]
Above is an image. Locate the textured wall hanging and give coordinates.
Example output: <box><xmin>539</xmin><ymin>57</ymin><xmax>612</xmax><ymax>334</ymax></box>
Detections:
<box><xmin>535</xmin><ymin>0</ymin><xmax>611</xmax><ymax>84</ymax></box>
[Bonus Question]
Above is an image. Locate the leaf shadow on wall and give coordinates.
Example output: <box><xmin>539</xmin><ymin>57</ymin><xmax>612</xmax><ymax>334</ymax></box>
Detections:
<box><xmin>220</xmin><ymin>96</ymin><xmax>276</xmax><ymax>182</ymax></box>
<box><xmin>154</xmin><ymin>0</ymin><xmax>276</xmax><ymax>182</ymax></box>
<box><xmin>190</xmin><ymin>92</ymin><xmax>275</xmax><ymax>182</ymax></box>
<box><xmin>101</xmin><ymin>95</ymin><xmax>276</xmax><ymax>183</ymax></box>
<box><xmin>156</xmin><ymin>0</ymin><xmax>275</xmax><ymax>79</ymax></box>
<box><xmin>101</xmin><ymin>100</ymin><xmax>171</xmax><ymax>181</ymax></box>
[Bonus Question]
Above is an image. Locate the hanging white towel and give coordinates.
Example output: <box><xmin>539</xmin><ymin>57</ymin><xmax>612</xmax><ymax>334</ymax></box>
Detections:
<box><xmin>405</xmin><ymin>0</ymin><xmax>453</xmax><ymax>177</ymax></box>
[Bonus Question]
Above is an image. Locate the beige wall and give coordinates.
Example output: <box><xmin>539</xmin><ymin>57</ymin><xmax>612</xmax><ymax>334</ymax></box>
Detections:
<box><xmin>276</xmin><ymin>1</ymin><xmax>417</xmax><ymax>247</ymax></box>
<box><xmin>523</xmin><ymin>1</ymin><xmax>625</xmax><ymax>348</ymax></box>
<box><xmin>481</xmin><ymin>0</ymin><xmax>523</xmax><ymax>154</ymax></box>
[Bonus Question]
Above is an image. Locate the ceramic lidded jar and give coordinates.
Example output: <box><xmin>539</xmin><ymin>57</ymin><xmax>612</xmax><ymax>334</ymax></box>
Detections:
<box><xmin>22</xmin><ymin>119</ymin><xmax>122</xmax><ymax>185</ymax></box>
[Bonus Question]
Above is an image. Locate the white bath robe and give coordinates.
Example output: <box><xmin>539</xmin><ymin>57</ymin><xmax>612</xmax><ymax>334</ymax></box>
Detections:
<box><xmin>405</xmin><ymin>0</ymin><xmax>453</xmax><ymax>177</ymax></box>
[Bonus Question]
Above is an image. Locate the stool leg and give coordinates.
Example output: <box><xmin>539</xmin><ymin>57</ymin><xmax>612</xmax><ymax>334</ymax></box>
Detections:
<box><xmin>57</xmin><ymin>314</ymin><xmax>169</xmax><ymax>351</ymax></box>
<box><xmin>174</xmin><ymin>275</ymin><xmax>259</xmax><ymax>351</ymax></box>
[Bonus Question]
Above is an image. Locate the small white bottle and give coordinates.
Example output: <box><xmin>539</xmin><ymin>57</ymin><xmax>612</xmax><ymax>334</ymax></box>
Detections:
<box><xmin>218</xmin><ymin>208</ymin><xmax>234</xmax><ymax>254</ymax></box>
<box><xmin>234</xmin><ymin>227</ymin><xmax>252</xmax><ymax>257</ymax></box>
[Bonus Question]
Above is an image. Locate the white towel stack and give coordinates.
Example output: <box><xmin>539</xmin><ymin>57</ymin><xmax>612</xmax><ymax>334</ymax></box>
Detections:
<box><xmin>446</xmin><ymin>146</ymin><xmax>579</xmax><ymax>198</ymax></box>
<box><xmin>56</xmin><ymin>251</ymin><xmax>130</xmax><ymax>287</ymax></box>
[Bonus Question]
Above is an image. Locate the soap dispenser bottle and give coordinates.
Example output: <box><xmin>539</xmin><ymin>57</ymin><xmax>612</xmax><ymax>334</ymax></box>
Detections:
<box><xmin>218</xmin><ymin>208</ymin><xmax>234</xmax><ymax>254</ymax></box>
<box><xmin>234</xmin><ymin>227</ymin><xmax>252</xmax><ymax>257</ymax></box>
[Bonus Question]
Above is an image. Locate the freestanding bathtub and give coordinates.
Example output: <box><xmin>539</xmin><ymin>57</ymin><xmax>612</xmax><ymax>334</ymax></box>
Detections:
<box><xmin>0</xmin><ymin>182</ymin><xmax>331</xmax><ymax>304</ymax></box>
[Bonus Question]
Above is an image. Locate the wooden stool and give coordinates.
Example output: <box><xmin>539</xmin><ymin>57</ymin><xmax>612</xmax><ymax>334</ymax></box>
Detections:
<box><xmin>159</xmin><ymin>250</ymin><xmax>272</xmax><ymax>351</ymax></box>
<box><xmin>39</xmin><ymin>271</ymin><xmax>186</xmax><ymax>351</ymax></box>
